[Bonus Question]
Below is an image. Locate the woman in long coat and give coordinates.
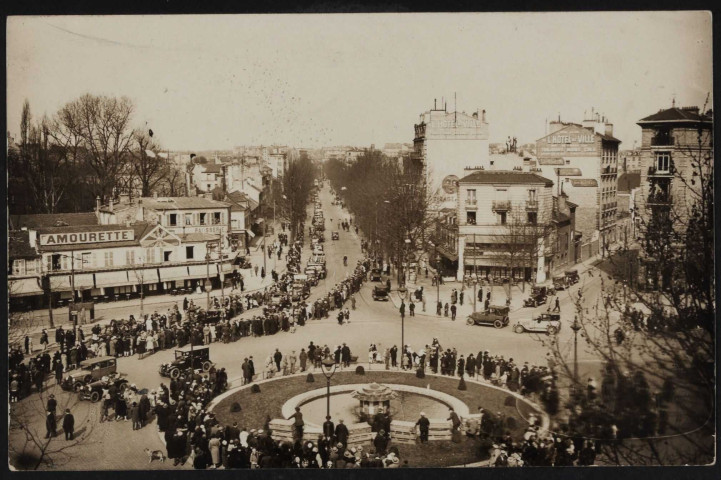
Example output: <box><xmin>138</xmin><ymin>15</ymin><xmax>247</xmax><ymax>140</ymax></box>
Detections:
<box><xmin>208</xmin><ymin>435</ymin><xmax>221</xmax><ymax>467</ymax></box>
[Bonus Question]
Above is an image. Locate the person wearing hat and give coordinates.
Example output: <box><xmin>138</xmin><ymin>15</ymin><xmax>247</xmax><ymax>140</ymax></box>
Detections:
<box><xmin>373</xmin><ymin>429</ymin><xmax>389</xmax><ymax>455</ymax></box>
<box><xmin>322</xmin><ymin>415</ymin><xmax>335</xmax><ymax>439</ymax></box>
<box><xmin>45</xmin><ymin>410</ymin><xmax>57</xmax><ymax>438</ymax></box>
<box><xmin>415</xmin><ymin>412</ymin><xmax>430</xmax><ymax>443</ymax></box>
<box><xmin>288</xmin><ymin>406</ymin><xmax>304</xmax><ymax>441</ymax></box>
<box><xmin>334</xmin><ymin>418</ymin><xmax>349</xmax><ymax>447</ymax></box>
<box><xmin>130</xmin><ymin>401</ymin><xmax>141</xmax><ymax>430</ymax></box>
<box><xmin>46</xmin><ymin>394</ymin><xmax>57</xmax><ymax>416</ymax></box>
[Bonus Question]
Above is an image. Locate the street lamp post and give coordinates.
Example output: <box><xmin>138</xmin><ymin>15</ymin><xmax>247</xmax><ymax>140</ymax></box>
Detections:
<box><xmin>321</xmin><ymin>355</ymin><xmax>337</xmax><ymax>419</ymax></box>
<box><xmin>570</xmin><ymin>315</ymin><xmax>582</xmax><ymax>397</ymax></box>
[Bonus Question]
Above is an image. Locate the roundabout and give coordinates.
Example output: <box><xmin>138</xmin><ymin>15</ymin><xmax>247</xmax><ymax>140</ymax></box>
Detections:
<box><xmin>209</xmin><ymin>368</ymin><xmax>549</xmax><ymax>467</ymax></box>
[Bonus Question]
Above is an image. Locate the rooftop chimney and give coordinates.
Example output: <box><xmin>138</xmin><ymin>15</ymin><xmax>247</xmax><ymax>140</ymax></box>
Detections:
<box><xmin>482</xmin><ymin>109</ymin><xmax>486</xmax><ymax>123</ymax></box>
<box><xmin>96</xmin><ymin>196</ymin><xmax>101</xmax><ymax>213</ymax></box>
<box><xmin>605</xmin><ymin>123</ymin><xmax>614</xmax><ymax>137</ymax></box>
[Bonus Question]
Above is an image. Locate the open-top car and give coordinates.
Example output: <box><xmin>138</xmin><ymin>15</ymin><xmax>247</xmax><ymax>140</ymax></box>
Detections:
<box><xmin>372</xmin><ymin>285</ymin><xmax>390</xmax><ymax>301</ymax></box>
<box><xmin>291</xmin><ymin>274</ymin><xmax>311</xmax><ymax>301</ymax></box>
<box><xmin>466</xmin><ymin>306</ymin><xmax>510</xmax><ymax>328</ymax></box>
<box><xmin>553</xmin><ymin>275</ymin><xmax>569</xmax><ymax>291</ymax></box>
<box><xmin>565</xmin><ymin>270</ymin><xmax>580</xmax><ymax>285</ymax></box>
<box><xmin>78</xmin><ymin>372</ymin><xmax>129</xmax><ymax>403</ymax></box>
<box><xmin>523</xmin><ymin>286</ymin><xmax>549</xmax><ymax>308</ymax></box>
<box><xmin>370</xmin><ymin>268</ymin><xmax>383</xmax><ymax>282</ymax></box>
<box><xmin>159</xmin><ymin>346</ymin><xmax>214</xmax><ymax>379</ymax></box>
<box><xmin>331</xmin><ymin>231</ymin><xmax>339</xmax><ymax>240</ymax></box>
<box><xmin>198</xmin><ymin>309</ymin><xmax>223</xmax><ymax>324</ymax></box>
<box><xmin>306</xmin><ymin>263</ymin><xmax>326</xmax><ymax>280</ymax></box>
<box><xmin>61</xmin><ymin>356</ymin><xmax>118</xmax><ymax>392</ymax></box>
<box><xmin>514</xmin><ymin>313</ymin><xmax>562</xmax><ymax>335</ymax></box>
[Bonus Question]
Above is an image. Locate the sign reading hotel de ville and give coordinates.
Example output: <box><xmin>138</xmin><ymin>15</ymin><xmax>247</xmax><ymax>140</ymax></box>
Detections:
<box><xmin>537</xmin><ymin>125</ymin><xmax>599</xmax><ymax>158</ymax></box>
<box><xmin>39</xmin><ymin>229</ymin><xmax>135</xmax><ymax>246</ymax></box>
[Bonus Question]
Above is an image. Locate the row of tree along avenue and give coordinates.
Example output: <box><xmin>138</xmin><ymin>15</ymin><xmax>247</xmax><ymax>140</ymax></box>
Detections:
<box><xmin>545</xmin><ymin>103</ymin><xmax>714</xmax><ymax>465</ymax></box>
<box><xmin>8</xmin><ymin>94</ymin><xmax>185</xmax><ymax>214</ymax></box>
<box><xmin>324</xmin><ymin>150</ymin><xmax>435</xmax><ymax>285</ymax></box>
<box><xmin>268</xmin><ymin>152</ymin><xmax>317</xmax><ymax>243</ymax></box>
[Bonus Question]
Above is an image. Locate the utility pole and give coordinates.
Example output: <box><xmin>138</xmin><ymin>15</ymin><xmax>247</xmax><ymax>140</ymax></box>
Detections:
<box><xmin>69</xmin><ymin>251</ymin><xmax>77</xmax><ymax>338</ymax></box>
<box><xmin>473</xmin><ymin>233</ymin><xmax>477</xmax><ymax>313</ymax></box>
<box><xmin>206</xmin><ymin>242</ymin><xmax>211</xmax><ymax>309</ymax></box>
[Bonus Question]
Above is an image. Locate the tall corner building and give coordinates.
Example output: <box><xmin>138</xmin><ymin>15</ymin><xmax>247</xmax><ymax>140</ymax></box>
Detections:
<box><xmin>534</xmin><ymin>111</ymin><xmax>620</xmax><ymax>258</ymax></box>
<box><xmin>408</xmin><ymin>101</ymin><xmax>489</xmax><ymax>209</ymax></box>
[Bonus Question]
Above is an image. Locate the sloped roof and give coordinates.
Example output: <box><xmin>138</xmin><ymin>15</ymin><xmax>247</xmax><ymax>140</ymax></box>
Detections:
<box><xmin>140</xmin><ymin>197</ymin><xmax>231</xmax><ymax>210</ymax></box>
<box><xmin>617</xmin><ymin>172</ymin><xmax>641</xmax><ymax>193</ymax></box>
<box><xmin>638</xmin><ymin>107</ymin><xmax>713</xmax><ymax>124</ymax></box>
<box><xmin>459</xmin><ymin>170</ymin><xmax>554</xmax><ymax>187</ymax></box>
<box><xmin>10</xmin><ymin>212</ymin><xmax>99</xmax><ymax>230</ymax></box>
<box><xmin>9</xmin><ymin>230</ymin><xmax>39</xmax><ymax>259</ymax></box>
<box><xmin>554</xmin><ymin>168</ymin><xmax>583</xmax><ymax>176</ymax></box>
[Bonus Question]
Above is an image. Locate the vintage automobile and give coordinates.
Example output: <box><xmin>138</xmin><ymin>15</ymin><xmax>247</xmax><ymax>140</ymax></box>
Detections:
<box><xmin>306</xmin><ymin>263</ymin><xmax>327</xmax><ymax>280</ymax></box>
<box><xmin>61</xmin><ymin>356</ymin><xmax>118</xmax><ymax>392</ymax></box>
<box><xmin>291</xmin><ymin>274</ymin><xmax>311</xmax><ymax>301</ymax></box>
<box><xmin>565</xmin><ymin>270</ymin><xmax>580</xmax><ymax>285</ymax></box>
<box><xmin>513</xmin><ymin>313</ymin><xmax>562</xmax><ymax>335</ymax></box>
<box><xmin>523</xmin><ymin>286</ymin><xmax>549</xmax><ymax>308</ymax></box>
<box><xmin>370</xmin><ymin>268</ymin><xmax>383</xmax><ymax>282</ymax></box>
<box><xmin>304</xmin><ymin>268</ymin><xmax>319</xmax><ymax>286</ymax></box>
<box><xmin>308</xmin><ymin>253</ymin><xmax>326</xmax><ymax>266</ymax></box>
<box><xmin>159</xmin><ymin>346</ymin><xmax>214</xmax><ymax>379</ymax></box>
<box><xmin>331</xmin><ymin>231</ymin><xmax>339</xmax><ymax>240</ymax></box>
<box><xmin>78</xmin><ymin>373</ymin><xmax>129</xmax><ymax>403</ymax></box>
<box><xmin>466</xmin><ymin>306</ymin><xmax>510</xmax><ymax>328</ymax></box>
<box><xmin>552</xmin><ymin>275</ymin><xmax>569</xmax><ymax>291</ymax></box>
<box><xmin>372</xmin><ymin>285</ymin><xmax>390</xmax><ymax>301</ymax></box>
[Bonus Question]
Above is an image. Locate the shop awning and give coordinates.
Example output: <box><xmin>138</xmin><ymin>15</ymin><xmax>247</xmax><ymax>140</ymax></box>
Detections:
<box><xmin>159</xmin><ymin>266</ymin><xmax>190</xmax><ymax>282</ymax></box>
<box><xmin>187</xmin><ymin>264</ymin><xmax>216</xmax><ymax>278</ymax></box>
<box><xmin>436</xmin><ymin>245</ymin><xmax>458</xmax><ymax>262</ymax></box>
<box><xmin>9</xmin><ymin>277</ymin><xmax>43</xmax><ymax>297</ymax></box>
<box><xmin>51</xmin><ymin>273</ymin><xmax>95</xmax><ymax>290</ymax></box>
<box><xmin>130</xmin><ymin>268</ymin><xmax>160</xmax><ymax>285</ymax></box>
<box><xmin>219</xmin><ymin>261</ymin><xmax>234</xmax><ymax>274</ymax></box>
<box><xmin>94</xmin><ymin>270</ymin><xmax>130</xmax><ymax>288</ymax></box>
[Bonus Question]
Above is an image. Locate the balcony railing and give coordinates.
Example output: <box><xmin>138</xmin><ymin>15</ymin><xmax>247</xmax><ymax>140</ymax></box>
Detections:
<box><xmin>465</xmin><ymin>198</ymin><xmax>478</xmax><ymax>208</ymax></box>
<box><xmin>525</xmin><ymin>199</ymin><xmax>538</xmax><ymax>211</ymax></box>
<box><xmin>651</xmin><ymin>135</ymin><xmax>675</xmax><ymax>147</ymax></box>
<box><xmin>492</xmin><ymin>200</ymin><xmax>510</xmax><ymax>211</ymax></box>
<box><xmin>647</xmin><ymin>166</ymin><xmax>673</xmax><ymax>177</ymax></box>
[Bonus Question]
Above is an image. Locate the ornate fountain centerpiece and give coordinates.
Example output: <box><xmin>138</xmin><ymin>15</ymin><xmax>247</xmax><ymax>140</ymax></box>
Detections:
<box><xmin>351</xmin><ymin>382</ymin><xmax>398</xmax><ymax>417</ymax></box>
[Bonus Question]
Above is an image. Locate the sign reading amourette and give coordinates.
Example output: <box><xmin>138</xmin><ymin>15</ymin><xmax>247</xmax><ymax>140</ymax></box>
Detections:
<box><xmin>40</xmin><ymin>230</ymin><xmax>135</xmax><ymax>246</ymax></box>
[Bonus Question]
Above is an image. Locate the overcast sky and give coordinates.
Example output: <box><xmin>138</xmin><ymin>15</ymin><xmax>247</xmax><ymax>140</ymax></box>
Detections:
<box><xmin>7</xmin><ymin>12</ymin><xmax>713</xmax><ymax>151</ymax></box>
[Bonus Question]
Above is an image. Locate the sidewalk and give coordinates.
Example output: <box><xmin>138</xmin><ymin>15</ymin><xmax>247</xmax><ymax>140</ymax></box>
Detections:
<box><xmin>388</xmin><ymin>252</ymin><xmax>605</xmax><ymax>321</ymax></box>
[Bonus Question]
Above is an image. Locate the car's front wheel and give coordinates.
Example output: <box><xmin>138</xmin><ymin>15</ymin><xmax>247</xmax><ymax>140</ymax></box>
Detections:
<box><xmin>493</xmin><ymin>319</ymin><xmax>503</xmax><ymax>329</ymax></box>
<box><xmin>547</xmin><ymin>326</ymin><xmax>558</xmax><ymax>335</ymax></box>
<box><xmin>514</xmin><ymin>324</ymin><xmax>524</xmax><ymax>334</ymax></box>
<box><xmin>466</xmin><ymin>317</ymin><xmax>474</xmax><ymax>325</ymax></box>
<box><xmin>90</xmin><ymin>391</ymin><xmax>101</xmax><ymax>403</ymax></box>
<box><xmin>202</xmin><ymin>361</ymin><xmax>212</xmax><ymax>372</ymax></box>
<box><xmin>170</xmin><ymin>368</ymin><xmax>181</xmax><ymax>379</ymax></box>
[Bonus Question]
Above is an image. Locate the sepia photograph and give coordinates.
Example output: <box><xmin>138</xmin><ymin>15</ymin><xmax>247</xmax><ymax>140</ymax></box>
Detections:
<box><xmin>5</xmin><ymin>11</ymin><xmax>715</xmax><ymax>471</ymax></box>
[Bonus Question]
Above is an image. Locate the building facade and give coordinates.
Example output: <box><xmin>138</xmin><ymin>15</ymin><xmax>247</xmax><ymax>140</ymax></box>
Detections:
<box><xmin>535</xmin><ymin>112</ymin><xmax>621</xmax><ymax>256</ymax></box>
<box><xmin>635</xmin><ymin>104</ymin><xmax>713</xmax><ymax>289</ymax></box>
<box><xmin>8</xmin><ymin>221</ymin><xmax>234</xmax><ymax>312</ymax></box>
<box><xmin>410</xmin><ymin>102</ymin><xmax>490</xmax><ymax>208</ymax></box>
<box><xmin>455</xmin><ymin>170</ymin><xmax>560</xmax><ymax>283</ymax></box>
